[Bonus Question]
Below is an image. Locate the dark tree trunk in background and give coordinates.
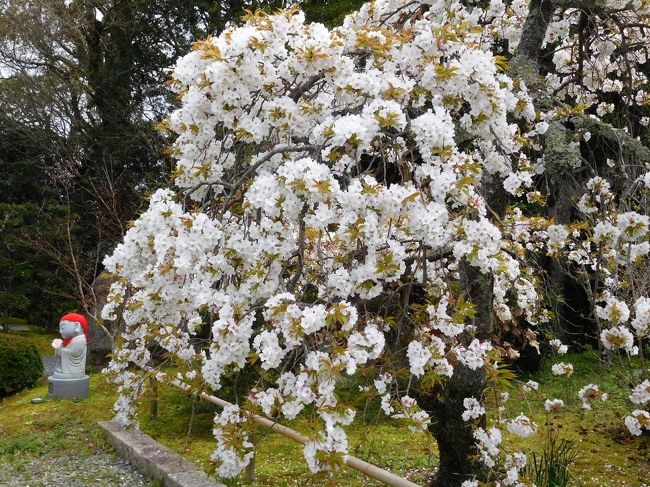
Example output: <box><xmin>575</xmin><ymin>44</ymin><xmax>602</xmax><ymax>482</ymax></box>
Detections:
<box><xmin>545</xmin><ymin>144</ymin><xmax>593</xmax><ymax>347</ymax></box>
<box><xmin>85</xmin><ymin>0</ymin><xmax>135</xmax><ymax>243</ymax></box>
<box><xmin>510</xmin><ymin>0</ymin><xmax>597</xmax><ymax>347</ymax></box>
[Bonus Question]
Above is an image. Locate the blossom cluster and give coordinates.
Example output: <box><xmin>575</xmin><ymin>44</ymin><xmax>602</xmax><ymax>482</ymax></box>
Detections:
<box><xmin>102</xmin><ymin>1</ymin><xmax>544</xmax><ymax>475</ymax></box>
<box><xmin>578</xmin><ymin>384</ymin><xmax>608</xmax><ymax>410</ymax></box>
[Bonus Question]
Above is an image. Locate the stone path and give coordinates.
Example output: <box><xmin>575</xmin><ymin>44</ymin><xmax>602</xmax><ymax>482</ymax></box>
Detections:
<box><xmin>0</xmin><ymin>324</ymin><xmax>35</xmax><ymax>331</ymax></box>
<box><xmin>0</xmin><ymin>452</ymin><xmax>153</xmax><ymax>487</ymax></box>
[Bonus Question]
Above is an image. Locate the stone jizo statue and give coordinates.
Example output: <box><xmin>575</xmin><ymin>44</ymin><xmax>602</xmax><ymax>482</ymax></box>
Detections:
<box><xmin>48</xmin><ymin>312</ymin><xmax>90</xmax><ymax>399</ymax></box>
<box><xmin>52</xmin><ymin>313</ymin><xmax>88</xmax><ymax>377</ymax></box>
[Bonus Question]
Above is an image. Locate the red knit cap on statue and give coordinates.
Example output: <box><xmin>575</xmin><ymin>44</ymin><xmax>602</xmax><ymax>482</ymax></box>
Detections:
<box><xmin>60</xmin><ymin>313</ymin><xmax>88</xmax><ymax>334</ymax></box>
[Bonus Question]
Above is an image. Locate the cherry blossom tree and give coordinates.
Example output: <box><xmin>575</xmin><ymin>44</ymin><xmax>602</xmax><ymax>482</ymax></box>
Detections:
<box><xmin>101</xmin><ymin>1</ymin><xmax>649</xmax><ymax>485</ymax></box>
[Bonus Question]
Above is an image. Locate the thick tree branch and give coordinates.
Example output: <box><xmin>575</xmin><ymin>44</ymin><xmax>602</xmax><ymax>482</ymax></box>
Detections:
<box><xmin>510</xmin><ymin>0</ymin><xmax>555</xmax><ymax>104</ymax></box>
<box><xmin>290</xmin><ymin>74</ymin><xmax>324</xmax><ymax>102</ymax></box>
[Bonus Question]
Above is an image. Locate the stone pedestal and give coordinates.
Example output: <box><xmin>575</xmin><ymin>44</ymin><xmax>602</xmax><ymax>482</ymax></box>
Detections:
<box><xmin>48</xmin><ymin>375</ymin><xmax>89</xmax><ymax>399</ymax></box>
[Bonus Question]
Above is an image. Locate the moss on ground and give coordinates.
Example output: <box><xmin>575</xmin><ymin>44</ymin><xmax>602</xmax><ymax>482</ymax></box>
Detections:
<box><xmin>0</xmin><ymin>335</ymin><xmax>648</xmax><ymax>486</ymax></box>
<box><xmin>497</xmin><ymin>351</ymin><xmax>649</xmax><ymax>486</ymax></box>
<box><xmin>0</xmin><ymin>374</ymin><xmax>115</xmax><ymax>468</ymax></box>
<box><xmin>139</xmin><ymin>387</ymin><xmax>433</xmax><ymax>486</ymax></box>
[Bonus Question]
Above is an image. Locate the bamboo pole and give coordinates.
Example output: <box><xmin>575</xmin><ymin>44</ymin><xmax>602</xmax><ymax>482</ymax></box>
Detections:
<box><xmin>149</xmin><ymin>376</ymin><xmax>158</xmax><ymax>419</ymax></box>
<box><xmin>169</xmin><ymin>379</ymin><xmax>419</xmax><ymax>487</ymax></box>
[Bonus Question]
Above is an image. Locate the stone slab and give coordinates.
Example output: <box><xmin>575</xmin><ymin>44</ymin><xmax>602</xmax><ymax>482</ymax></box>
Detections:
<box><xmin>48</xmin><ymin>375</ymin><xmax>89</xmax><ymax>399</ymax></box>
<box><xmin>98</xmin><ymin>420</ymin><xmax>224</xmax><ymax>487</ymax></box>
<box><xmin>168</xmin><ymin>471</ymin><xmax>224</xmax><ymax>487</ymax></box>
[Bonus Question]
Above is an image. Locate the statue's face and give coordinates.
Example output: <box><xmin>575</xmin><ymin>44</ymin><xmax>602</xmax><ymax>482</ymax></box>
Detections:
<box><xmin>59</xmin><ymin>320</ymin><xmax>82</xmax><ymax>339</ymax></box>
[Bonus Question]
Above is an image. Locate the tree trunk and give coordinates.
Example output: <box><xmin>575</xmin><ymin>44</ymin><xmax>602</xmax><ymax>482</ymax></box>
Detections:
<box><xmin>149</xmin><ymin>375</ymin><xmax>158</xmax><ymax>419</ymax></box>
<box><xmin>421</xmin><ymin>4</ymin><xmax>554</xmax><ymax>480</ymax></box>
<box><xmin>423</xmin><ymin>263</ymin><xmax>495</xmax><ymax>486</ymax></box>
<box><xmin>425</xmin><ymin>365</ymin><xmax>487</xmax><ymax>485</ymax></box>
<box><xmin>3</xmin><ymin>302</ymin><xmax>8</xmax><ymax>333</ymax></box>
<box><xmin>85</xmin><ymin>0</ymin><xmax>135</xmax><ymax>243</ymax></box>
<box><xmin>417</xmin><ymin>2</ymin><xmax>554</xmax><ymax>476</ymax></box>
<box><xmin>421</xmin><ymin>173</ymin><xmax>506</xmax><ymax>486</ymax></box>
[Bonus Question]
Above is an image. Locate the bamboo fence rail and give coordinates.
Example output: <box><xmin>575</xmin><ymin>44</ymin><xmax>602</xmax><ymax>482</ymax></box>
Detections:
<box><xmin>169</xmin><ymin>378</ymin><xmax>420</xmax><ymax>487</ymax></box>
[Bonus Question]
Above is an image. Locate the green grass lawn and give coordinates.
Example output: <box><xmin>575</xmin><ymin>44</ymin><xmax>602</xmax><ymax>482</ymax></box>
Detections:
<box><xmin>138</xmin><ymin>385</ymin><xmax>433</xmax><ymax>486</ymax></box>
<box><xmin>1</xmin><ymin>332</ymin><xmax>648</xmax><ymax>486</ymax></box>
<box><xmin>0</xmin><ymin>375</ymin><xmax>116</xmax><ymax>462</ymax></box>
<box><xmin>499</xmin><ymin>351</ymin><xmax>649</xmax><ymax>486</ymax></box>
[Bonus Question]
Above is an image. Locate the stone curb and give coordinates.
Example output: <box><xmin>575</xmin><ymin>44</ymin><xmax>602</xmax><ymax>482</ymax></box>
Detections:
<box><xmin>98</xmin><ymin>421</ymin><xmax>224</xmax><ymax>487</ymax></box>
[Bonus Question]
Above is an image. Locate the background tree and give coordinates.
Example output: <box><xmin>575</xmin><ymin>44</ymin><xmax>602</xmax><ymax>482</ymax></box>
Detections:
<box><xmin>0</xmin><ymin>115</ymin><xmax>78</xmax><ymax>329</ymax></box>
<box><xmin>300</xmin><ymin>0</ymin><xmax>365</xmax><ymax>26</ymax></box>
<box><xmin>0</xmin><ymin>0</ymin><xmax>292</xmax><ymax>329</ymax></box>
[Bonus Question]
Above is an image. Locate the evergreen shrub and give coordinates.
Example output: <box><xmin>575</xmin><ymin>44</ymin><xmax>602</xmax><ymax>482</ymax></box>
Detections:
<box><xmin>0</xmin><ymin>334</ymin><xmax>43</xmax><ymax>396</ymax></box>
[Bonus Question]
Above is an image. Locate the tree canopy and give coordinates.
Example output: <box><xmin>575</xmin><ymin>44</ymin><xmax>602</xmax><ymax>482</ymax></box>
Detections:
<box><xmin>101</xmin><ymin>0</ymin><xmax>650</xmax><ymax>485</ymax></box>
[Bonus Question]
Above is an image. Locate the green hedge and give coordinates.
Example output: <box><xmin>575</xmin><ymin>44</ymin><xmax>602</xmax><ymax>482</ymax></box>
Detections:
<box><xmin>0</xmin><ymin>334</ymin><xmax>44</xmax><ymax>396</ymax></box>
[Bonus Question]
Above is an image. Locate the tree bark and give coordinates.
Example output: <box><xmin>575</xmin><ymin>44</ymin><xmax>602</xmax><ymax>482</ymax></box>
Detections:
<box><xmin>423</xmin><ymin>365</ymin><xmax>487</xmax><ymax>485</ymax></box>
<box><xmin>511</xmin><ymin>0</ymin><xmax>597</xmax><ymax>345</ymax></box>
<box><xmin>418</xmin><ymin>2</ymin><xmax>556</xmax><ymax>482</ymax></box>
<box><xmin>422</xmin><ymin>173</ymin><xmax>506</xmax><ymax>486</ymax></box>
<box><xmin>422</xmin><ymin>268</ymin><xmax>493</xmax><ymax>486</ymax></box>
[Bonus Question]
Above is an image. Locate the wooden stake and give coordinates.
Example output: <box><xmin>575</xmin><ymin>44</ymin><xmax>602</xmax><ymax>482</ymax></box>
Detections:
<box><xmin>244</xmin><ymin>450</ymin><xmax>256</xmax><ymax>482</ymax></box>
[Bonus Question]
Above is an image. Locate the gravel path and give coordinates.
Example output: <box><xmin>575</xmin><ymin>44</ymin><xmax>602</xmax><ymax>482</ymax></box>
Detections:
<box><xmin>0</xmin><ymin>452</ymin><xmax>153</xmax><ymax>487</ymax></box>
